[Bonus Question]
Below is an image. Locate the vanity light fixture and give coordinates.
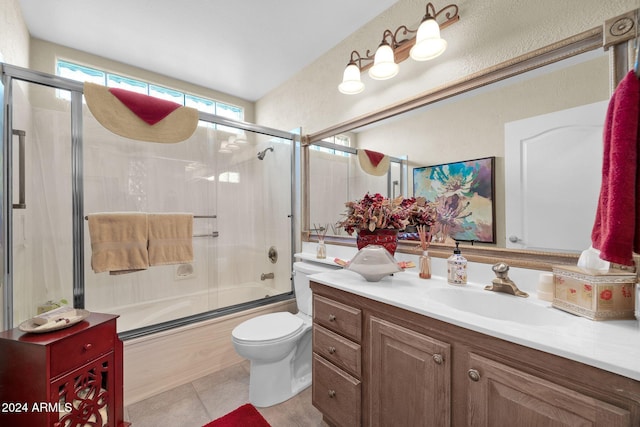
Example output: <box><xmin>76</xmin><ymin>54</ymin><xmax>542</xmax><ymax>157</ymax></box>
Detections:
<box><xmin>218</xmin><ymin>144</ymin><xmax>233</xmax><ymax>154</ymax></box>
<box><xmin>338</xmin><ymin>2</ymin><xmax>459</xmax><ymax>95</ymax></box>
<box><xmin>369</xmin><ymin>35</ymin><xmax>400</xmax><ymax>80</ymax></box>
<box><xmin>218</xmin><ymin>135</ymin><xmax>244</xmax><ymax>153</ymax></box>
<box><xmin>234</xmin><ymin>133</ymin><xmax>247</xmax><ymax>144</ymax></box>
<box><xmin>411</xmin><ymin>6</ymin><xmax>448</xmax><ymax>61</ymax></box>
<box><xmin>338</xmin><ymin>57</ymin><xmax>366</xmax><ymax>94</ymax></box>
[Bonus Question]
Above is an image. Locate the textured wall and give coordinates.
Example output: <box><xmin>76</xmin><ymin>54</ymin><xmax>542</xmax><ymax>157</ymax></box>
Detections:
<box><xmin>0</xmin><ymin>0</ymin><xmax>30</xmax><ymax>67</ymax></box>
<box><xmin>255</xmin><ymin>0</ymin><xmax>638</xmax><ymax>135</ymax></box>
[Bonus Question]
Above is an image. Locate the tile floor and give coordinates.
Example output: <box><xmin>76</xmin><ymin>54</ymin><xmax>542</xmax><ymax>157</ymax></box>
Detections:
<box><xmin>124</xmin><ymin>360</ymin><xmax>326</xmax><ymax>427</ymax></box>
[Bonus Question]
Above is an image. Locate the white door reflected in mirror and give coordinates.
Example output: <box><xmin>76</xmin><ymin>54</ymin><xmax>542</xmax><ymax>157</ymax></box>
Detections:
<box><xmin>505</xmin><ymin>101</ymin><xmax>608</xmax><ymax>252</ymax></box>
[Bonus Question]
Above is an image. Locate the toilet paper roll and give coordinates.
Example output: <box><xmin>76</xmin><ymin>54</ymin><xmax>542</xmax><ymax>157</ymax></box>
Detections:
<box><xmin>537</xmin><ymin>273</ymin><xmax>554</xmax><ymax>301</ymax></box>
<box><xmin>537</xmin><ymin>273</ymin><xmax>554</xmax><ymax>291</ymax></box>
<box><xmin>537</xmin><ymin>290</ymin><xmax>554</xmax><ymax>302</ymax></box>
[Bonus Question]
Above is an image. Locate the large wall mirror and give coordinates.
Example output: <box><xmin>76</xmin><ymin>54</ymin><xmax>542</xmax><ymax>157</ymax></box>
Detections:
<box><xmin>303</xmin><ymin>25</ymin><xmax>632</xmax><ymax>270</ymax></box>
<box><xmin>307</xmin><ymin>139</ymin><xmax>407</xmax><ymax>237</ymax></box>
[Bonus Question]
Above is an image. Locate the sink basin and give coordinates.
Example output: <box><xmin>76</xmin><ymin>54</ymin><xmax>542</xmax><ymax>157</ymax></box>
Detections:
<box><xmin>426</xmin><ymin>287</ymin><xmax>572</xmax><ymax>326</ymax></box>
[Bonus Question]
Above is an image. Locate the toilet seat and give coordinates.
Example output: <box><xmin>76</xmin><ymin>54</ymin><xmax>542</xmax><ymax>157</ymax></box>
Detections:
<box><xmin>232</xmin><ymin>312</ymin><xmax>304</xmax><ymax>344</ymax></box>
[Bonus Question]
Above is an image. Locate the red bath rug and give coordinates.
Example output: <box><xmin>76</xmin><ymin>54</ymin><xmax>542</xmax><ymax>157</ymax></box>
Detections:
<box><xmin>203</xmin><ymin>403</ymin><xmax>270</xmax><ymax>427</ymax></box>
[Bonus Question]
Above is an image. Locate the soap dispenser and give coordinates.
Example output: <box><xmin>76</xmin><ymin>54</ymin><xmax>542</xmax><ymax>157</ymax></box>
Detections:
<box><xmin>447</xmin><ymin>242</ymin><xmax>467</xmax><ymax>286</ymax></box>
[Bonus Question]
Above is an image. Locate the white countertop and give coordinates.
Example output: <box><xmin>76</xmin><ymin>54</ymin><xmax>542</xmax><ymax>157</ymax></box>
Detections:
<box><xmin>309</xmin><ymin>268</ymin><xmax>640</xmax><ymax>381</ymax></box>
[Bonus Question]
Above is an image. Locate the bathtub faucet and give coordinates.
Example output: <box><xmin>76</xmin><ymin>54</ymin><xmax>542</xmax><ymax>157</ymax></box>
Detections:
<box><xmin>261</xmin><ymin>272</ymin><xmax>275</xmax><ymax>281</ymax></box>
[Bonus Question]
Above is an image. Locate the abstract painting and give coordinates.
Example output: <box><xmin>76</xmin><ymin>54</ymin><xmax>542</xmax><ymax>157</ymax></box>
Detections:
<box><xmin>413</xmin><ymin>157</ymin><xmax>495</xmax><ymax>243</ymax></box>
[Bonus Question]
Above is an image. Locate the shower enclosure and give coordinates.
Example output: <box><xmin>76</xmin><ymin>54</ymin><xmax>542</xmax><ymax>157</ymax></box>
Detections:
<box><xmin>308</xmin><ymin>139</ymin><xmax>407</xmax><ymax>238</ymax></box>
<box><xmin>1</xmin><ymin>64</ymin><xmax>298</xmax><ymax>336</ymax></box>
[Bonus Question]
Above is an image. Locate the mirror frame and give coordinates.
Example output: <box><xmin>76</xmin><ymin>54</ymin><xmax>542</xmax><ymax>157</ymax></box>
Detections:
<box><xmin>301</xmin><ymin>15</ymin><xmax>637</xmax><ymax>271</ymax></box>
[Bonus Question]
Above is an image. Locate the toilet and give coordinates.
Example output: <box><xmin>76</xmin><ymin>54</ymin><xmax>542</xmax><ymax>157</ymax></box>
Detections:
<box><xmin>231</xmin><ymin>261</ymin><xmax>338</xmax><ymax>407</ymax></box>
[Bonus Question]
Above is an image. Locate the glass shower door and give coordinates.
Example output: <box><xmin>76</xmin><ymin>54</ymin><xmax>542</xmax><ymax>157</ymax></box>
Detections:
<box><xmin>82</xmin><ymin>117</ymin><xmax>294</xmax><ymax>333</ymax></box>
<box><xmin>214</xmin><ymin>132</ymin><xmax>293</xmax><ymax>309</ymax></box>
<box><xmin>82</xmin><ymin>115</ymin><xmax>220</xmax><ymax>332</ymax></box>
<box><xmin>8</xmin><ymin>80</ymin><xmax>75</xmax><ymax>326</ymax></box>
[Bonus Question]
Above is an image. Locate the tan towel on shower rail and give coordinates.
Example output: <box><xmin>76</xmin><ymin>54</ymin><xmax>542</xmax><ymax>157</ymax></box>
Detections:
<box><xmin>87</xmin><ymin>213</ymin><xmax>149</xmax><ymax>274</ymax></box>
<box><xmin>148</xmin><ymin>213</ymin><xmax>194</xmax><ymax>266</ymax></box>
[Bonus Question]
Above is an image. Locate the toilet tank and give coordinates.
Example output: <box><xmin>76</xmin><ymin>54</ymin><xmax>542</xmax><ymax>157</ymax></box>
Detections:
<box><xmin>293</xmin><ymin>261</ymin><xmax>340</xmax><ymax>316</ymax></box>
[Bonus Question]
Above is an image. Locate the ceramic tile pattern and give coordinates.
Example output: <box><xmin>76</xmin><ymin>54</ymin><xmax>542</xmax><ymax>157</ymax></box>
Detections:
<box><xmin>125</xmin><ymin>360</ymin><xmax>326</xmax><ymax>427</ymax></box>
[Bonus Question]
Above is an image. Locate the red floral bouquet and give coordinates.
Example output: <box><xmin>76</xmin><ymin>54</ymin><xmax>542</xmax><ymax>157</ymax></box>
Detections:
<box><xmin>337</xmin><ymin>193</ymin><xmax>435</xmax><ymax>235</ymax></box>
<box><xmin>402</xmin><ymin>196</ymin><xmax>437</xmax><ymax>228</ymax></box>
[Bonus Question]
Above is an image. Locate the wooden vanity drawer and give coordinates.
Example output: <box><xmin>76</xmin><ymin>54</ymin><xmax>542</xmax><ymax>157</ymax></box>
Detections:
<box><xmin>313</xmin><ymin>294</ymin><xmax>361</xmax><ymax>342</ymax></box>
<box><xmin>50</xmin><ymin>321</ymin><xmax>115</xmax><ymax>377</ymax></box>
<box><xmin>313</xmin><ymin>324</ymin><xmax>361</xmax><ymax>378</ymax></box>
<box><xmin>313</xmin><ymin>353</ymin><xmax>361</xmax><ymax>427</ymax></box>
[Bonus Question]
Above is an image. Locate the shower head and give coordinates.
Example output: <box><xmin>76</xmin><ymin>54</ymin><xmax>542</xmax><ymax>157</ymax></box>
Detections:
<box><xmin>257</xmin><ymin>147</ymin><xmax>274</xmax><ymax>160</ymax></box>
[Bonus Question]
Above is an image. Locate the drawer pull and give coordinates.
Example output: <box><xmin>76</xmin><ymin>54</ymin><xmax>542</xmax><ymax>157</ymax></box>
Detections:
<box><xmin>328</xmin><ymin>346</ymin><xmax>336</xmax><ymax>354</ymax></box>
<box><xmin>83</xmin><ymin>343</ymin><xmax>93</xmax><ymax>351</ymax></box>
<box><xmin>468</xmin><ymin>369</ymin><xmax>481</xmax><ymax>382</ymax></box>
<box><xmin>328</xmin><ymin>389</ymin><xmax>336</xmax><ymax>398</ymax></box>
<box><xmin>433</xmin><ymin>353</ymin><xmax>444</xmax><ymax>365</ymax></box>
<box><xmin>328</xmin><ymin>314</ymin><xmax>336</xmax><ymax>322</ymax></box>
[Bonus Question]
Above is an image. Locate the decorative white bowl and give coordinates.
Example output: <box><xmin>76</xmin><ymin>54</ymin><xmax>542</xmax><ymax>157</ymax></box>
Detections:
<box><xmin>346</xmin><ymin>245</ymin><xmax>402</xmax><ymax>282</ymax></box>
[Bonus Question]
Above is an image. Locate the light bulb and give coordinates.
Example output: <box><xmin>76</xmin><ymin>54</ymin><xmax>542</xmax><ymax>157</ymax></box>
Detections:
<box><xmin>410</xmin><ymin>18</ymin><xmax>447</xmax><ymax>61</ymax></box>
<box><xmin>368</xmin><ymin>43</ymin><xmax>399</xmax><ymax>80</ymax></box>
<box><xmin>338</xmin><ymin>63</ymin><xmax>365</xmax><ymax>94</ymax></box>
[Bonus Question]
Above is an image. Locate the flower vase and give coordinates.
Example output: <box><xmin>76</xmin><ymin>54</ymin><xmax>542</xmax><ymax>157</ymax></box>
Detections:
<box><xmin>356</xmin><ymin>229</ymin><xmax>399</xmax><ymax>256</ymax></box>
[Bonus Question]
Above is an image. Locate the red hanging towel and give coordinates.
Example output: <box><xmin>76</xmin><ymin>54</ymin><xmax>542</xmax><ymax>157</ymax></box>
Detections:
<box><xmin>108</xmin><ymin>88</ymin><xmax>181</xmax><ymax>125</ymax></box>
<box><xmin>364</xmin><ymin>149</ymin><xmax>385</xmax><ymax>166</ymax></box>
<box><xmin>591</xmin><ymin>70</ymin><xmax>640</xmax><ymax>266</ymax></box>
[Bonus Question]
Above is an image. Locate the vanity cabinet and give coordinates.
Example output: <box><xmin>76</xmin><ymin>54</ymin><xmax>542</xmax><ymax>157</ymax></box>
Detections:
<box><xmin>466</xmin><ymin>353</ymin><xmax>631</xmax><ymax>426</ymax></box>
<box><xmin>0</xmin><ymin>313</ymin><xmax>128</xmax><ymax>427</ymax></box>
<box><xmin>369</xmin><ymin>316</ymin><xmax>451</xmax><ymax>427</ymax></box>
<box><xmin>311</xmin><ymin>281</ymin><xmax>640</xmax><ymax>427</ymax></box>
<box><xmin>312</xmin><ymin>294</ymin><xmax>362</xmax><ymax>427</ymax></box>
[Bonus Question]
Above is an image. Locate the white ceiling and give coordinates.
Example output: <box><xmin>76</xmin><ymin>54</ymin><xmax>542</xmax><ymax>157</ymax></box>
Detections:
<box><xmin>18</xmin><ymin>0</ymin><xmax>399</xmax><ymax>102</ymax></box>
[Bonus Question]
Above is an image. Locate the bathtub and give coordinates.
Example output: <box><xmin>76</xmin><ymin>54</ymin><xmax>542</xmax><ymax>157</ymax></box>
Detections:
<box><xmin>123</xmin><ymin>297</ymin><xmax>298</xmax><ymax>405</ymax></box>
<box><xmin>105</xmin><ymin>283</ymin><xmax>281</xmax><ymax>333</ymax></box>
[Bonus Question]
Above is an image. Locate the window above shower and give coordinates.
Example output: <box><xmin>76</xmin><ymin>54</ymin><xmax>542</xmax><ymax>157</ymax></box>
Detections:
<box><xmin>310</xmin><ymin>134</ymin><xmax>351</xmax><ymax>157</ymax></box>
<box><xmin>55</xmin><ymin>59</ymin><xmax>244</xmax><ymax>133</ymax></box>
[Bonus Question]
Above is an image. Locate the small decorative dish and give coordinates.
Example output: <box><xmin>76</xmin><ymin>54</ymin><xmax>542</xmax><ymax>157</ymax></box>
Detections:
<box><xmin>18</xmin><ymin>309</ymin><xmax>90</xmax><ymax>333</ymax></box>
<box><xmin>346</xmin><ymin>245</ymin><xmax>402</xmax><ymax>282</ymax></box>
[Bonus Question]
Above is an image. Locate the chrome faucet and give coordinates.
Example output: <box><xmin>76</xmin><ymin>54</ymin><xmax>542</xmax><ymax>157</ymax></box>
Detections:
<box><xmin>484</xmin><ymin>262</ymin><xmax>529</xmax><ymax>298</ymax></box>
<box><xmin>261</xmin><ymin>272</ymin><xmax>275</xmax><ymax>281</ymax></box>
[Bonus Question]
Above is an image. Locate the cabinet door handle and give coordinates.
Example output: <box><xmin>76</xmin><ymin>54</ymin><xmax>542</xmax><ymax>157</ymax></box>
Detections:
<box><xmin>328</xmin><ymin>389</ymin><xmax>336</xmax><ymax>398</ymax></box>
<box><xmin>328</xmin><ymin>346</ymin><xmax>336</xmax><ymax>354</ymax></box>
<box><xmin>468</xmin><ymin>368</ymin><xmax>481</xmax><ymax>382</ymax></box>
<box><xmin>328</xmin><ymin>314</ymin><xmax>336</xmax><ymax>322</ymax></box>
<box><xmin>433</xmin><ymin>353</ymin><xmax>444</xmax><ymax>365</ymax></box>
<box><xmin>83</xmin><ymin>343</ymin><xmax>93</xmax><ymax>351</ymax></box>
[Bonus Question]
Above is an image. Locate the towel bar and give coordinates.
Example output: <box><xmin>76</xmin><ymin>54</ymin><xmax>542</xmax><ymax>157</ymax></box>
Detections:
<box><xmin>84</xmin><ymin>214</ymin><xmax>217</xmax><ymax>220</ymax></box>
<box><xmin>193</xmin><ymin>232</ymin><xmax>219</xmax><ymax>238</ymax></box>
